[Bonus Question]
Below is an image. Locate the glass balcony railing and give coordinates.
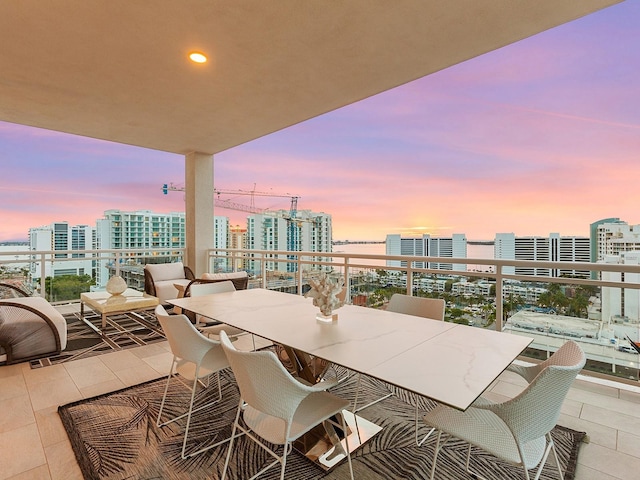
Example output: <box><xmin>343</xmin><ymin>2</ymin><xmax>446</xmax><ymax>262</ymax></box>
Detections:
<box><xmin>2</xmin><ymin>246</ymin><xmax>640</xmax><ymax>385</ymax></box>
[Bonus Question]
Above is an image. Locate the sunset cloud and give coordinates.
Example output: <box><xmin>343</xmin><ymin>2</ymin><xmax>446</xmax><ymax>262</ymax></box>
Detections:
<box><xmin>1</xmin><ymin>2</ymin><xmax>640</xmax><ymax>243</ymax></box>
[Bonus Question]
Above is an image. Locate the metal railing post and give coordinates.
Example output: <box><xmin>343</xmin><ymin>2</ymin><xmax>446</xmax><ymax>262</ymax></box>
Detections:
<box><xmin>495</xmin><ymin>262</ymin><xmax>503</xmax><ymax>332</ymax></box>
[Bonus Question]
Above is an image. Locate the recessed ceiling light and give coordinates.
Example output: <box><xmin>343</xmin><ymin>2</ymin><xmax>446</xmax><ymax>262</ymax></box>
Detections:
<box><xmin>189</xmin><ymin>52</ymin><xmax>207</xmax><ymax>64</ymax></box>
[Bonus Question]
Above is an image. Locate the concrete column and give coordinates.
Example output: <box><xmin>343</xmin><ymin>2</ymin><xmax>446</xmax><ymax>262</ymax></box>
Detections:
<box><xmin>184</xmin><ymin>152</ymin><xmax>214</xmax><ymax>277</ymax></box>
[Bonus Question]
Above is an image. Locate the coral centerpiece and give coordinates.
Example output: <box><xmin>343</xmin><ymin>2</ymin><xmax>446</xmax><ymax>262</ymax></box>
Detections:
<box><xmin>305</xmin><ymin>272</ymin><xmax>345</xmax><ymax>322</ymax></box>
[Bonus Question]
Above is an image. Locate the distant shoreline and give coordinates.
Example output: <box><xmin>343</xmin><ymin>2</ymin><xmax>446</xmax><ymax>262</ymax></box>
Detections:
<box><xmin>332</xmin><ymin>240</ymin><xmax>494</xmax><ymax>245</ymax></box>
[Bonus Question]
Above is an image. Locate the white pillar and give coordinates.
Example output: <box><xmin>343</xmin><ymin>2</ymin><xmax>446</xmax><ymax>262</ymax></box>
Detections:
<box><xmin>185</xmin><ymin>152</ymin><xmax>214</xmax><ymax>277</ymax></box>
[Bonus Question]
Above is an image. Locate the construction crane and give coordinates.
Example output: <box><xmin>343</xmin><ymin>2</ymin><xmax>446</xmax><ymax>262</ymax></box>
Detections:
<box><xmin>162</xmin><ymin>183</ymin><xmax>299</xmax><ymax>216</ymax></box>
<box><xmin>162</xmin><ymin>183</ymin><xmax>307</xmax><ymax>256</ymax></box>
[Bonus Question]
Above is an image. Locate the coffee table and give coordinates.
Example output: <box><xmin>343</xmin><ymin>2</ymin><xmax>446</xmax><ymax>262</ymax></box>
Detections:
<box><xmin>80</xmin><ymin>288</ymin><xmax>159</xmax><ymax>335</ymax></box>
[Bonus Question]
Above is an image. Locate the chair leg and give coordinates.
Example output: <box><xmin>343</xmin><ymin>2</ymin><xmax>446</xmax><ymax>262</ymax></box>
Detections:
<box><xmin>415</xmin><ymin>403</ymin><xmax>435</xmax><ymax>447</ymax></box>
<box><xmin>352</xmin><ymin>373</ymin><xmax>392</xmax><ymax>413</ymax></box>
<box><xmin>181</xmin><ymin>367</ymin><xmax>203</xmax><ymax>459</ymax></box>
<box><xmin>279</xmin><ymin>443</ymin><xmax>288</xmax><ymax>480</ymax></box>
<box><xmin>430</xmin><ymin>430</ymin><xmax>442</xmax><ymax>480</ymax></box>
<box><xmin>548</xmin><ymin>434</ymin><xmax>565</xmax><ymax>480</ymax></box>
<box><xmin>530</xmin><ymin>434</ymin><xmax>555</xmax><ymax>480</ymax></box>
<box><xmin>221</xmin><ymin>400</ymin><xmax>244</xmax><ymax>480</ymax></box>
<box><xmin>181</xmin><ymin>371</ymin><xmax>228</xmax><ymax>458</ymax></box>
<box><xmin>156</xmin><ymin>358</ymin><xmax>177</xmax><ymax>427</ymax></box>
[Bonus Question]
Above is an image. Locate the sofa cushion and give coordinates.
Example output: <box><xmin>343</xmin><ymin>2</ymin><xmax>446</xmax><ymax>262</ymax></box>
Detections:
<box><xmin>201</xmin><ymin>271</ymin><xmax>248</xmax><ymax>281</ymax></box>
<box><xmin>145</xmin><ymin>262</ymin><xmax>186</xmax><ymax>282</ymax></box>
<box><xmin>154</xmin><ymin>279</ymin><xmax>191</xmax><ymax>303</ymax></box>
<box><xmin>0</xmin><ymin>297</ymin><xmax>67</xmax><ymax>362</ymax></box>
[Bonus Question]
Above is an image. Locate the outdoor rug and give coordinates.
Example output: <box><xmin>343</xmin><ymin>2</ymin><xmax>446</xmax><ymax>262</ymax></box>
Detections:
<box><xmin>30</xmin><ymin>310</ymin><xmax>165</xmax><ymax>368</ymax></box>
<box><xmin>58</xmin><ymin>368</ymin><xmax>586</xmax><ymax>480</ymax></box>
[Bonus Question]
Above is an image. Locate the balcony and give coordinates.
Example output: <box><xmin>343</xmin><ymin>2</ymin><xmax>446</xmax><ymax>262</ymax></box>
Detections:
<box><xmin>2</xmin><ymin>247</ymin><xmax>640</xmax><ymax>478</ymax></box>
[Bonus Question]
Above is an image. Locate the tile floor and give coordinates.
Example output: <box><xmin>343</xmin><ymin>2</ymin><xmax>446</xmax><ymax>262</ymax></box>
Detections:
<box><xmin>2</xmin><ymin>336</ymin><xmax>640</xmax><ymax>479</ymax></box>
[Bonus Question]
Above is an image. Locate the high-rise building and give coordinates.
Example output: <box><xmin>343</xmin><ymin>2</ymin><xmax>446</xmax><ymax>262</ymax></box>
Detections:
<box><xmin>600</xmin><ymin>252</ymin><xmax>640</xmax><ymax>339</ymax></box>
<box><xmin>95</xmin><ymin>210</ymin><xmax>229</xmax><ymax>285</ymax></box>
<box><xmin>385</xmin><ymin>233</ymin><xmax>467</xmax><ymax>271</ymax></box>
<box><xmin>494</xmin><ymin>233</ymin><xmax>590</xmax><ymax>277</ymax></box>
<box><xmin>593</xmin><ymin>220</ymin><xmax>640</xmax><ymax>262</ymax></box>
<box><xmin>246</xmin><ymin>210</ymin><xmax>332</xmax><ymax>273</ymax></box>
<box><xmin>29</xmin><ymin>222</ymin><xmax>93</xmax><ymax>281</ymax></box>
<box><xmin>228</xmin><ymin>225</ymin><xmax>248</xmax><ymax>270</ymax></box>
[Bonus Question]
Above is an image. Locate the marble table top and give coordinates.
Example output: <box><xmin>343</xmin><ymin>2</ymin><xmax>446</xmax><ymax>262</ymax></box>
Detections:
<box><xmin>170</xmin><ymin>288</ymin><xmax>532</xmax><ymax>410</ymax></box>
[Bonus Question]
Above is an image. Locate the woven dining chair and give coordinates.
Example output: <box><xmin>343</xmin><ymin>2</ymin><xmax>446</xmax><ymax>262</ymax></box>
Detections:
<box><xmin>219</xmin><ymin>330</ymin><xmax>354</xmax><ymax>480</ymax></box>
<box><xmin>423</xmin><ymin>340</ymin><xmax>585</xmax><ymax>480</ymax></box>
<box><xmin>154</xmin><ymin>305</ymin><xmax>232</xmax><ymax>459</ymax></box>
<box><xmin>187</xmin><ymin>280</ymin><xmax>254</xmax><ymax>349</ymax></box>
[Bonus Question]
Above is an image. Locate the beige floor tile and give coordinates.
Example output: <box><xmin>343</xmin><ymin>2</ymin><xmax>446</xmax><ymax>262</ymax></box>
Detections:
<box><xmin>6</xmin><ymin>465</ymin><xmax>51</xmax><ymax>480</ymax></box>
<box><xmin>558</xmin><ymin>412</ymin><xmax>617</xmax><ymax>450</ymax></box>
<box><xmin>113</xmin><ymin>362</ymin><xmax>163</xmax><ymax>387</ymax></box>
<box><xmin>0</xmin><ymin>394</ymin><xmax>35</xmax><ymax>433</ymax></box>
<box><xmin>79</xmin><ymin>377</ymin><xmax>127</xmax><ymax>399</ymax></box>
<box><xmin>581</xmin><ymin>403</ymin><xmax>640</xmax><ymax>435</ymax></box>
<box><xmin>45</xmin><ymin>439</ymin><xmax>84</xmax><ymax>480</ymax></box>
<box><xmin>619</xmin><ymin>388</ymin><xmax>640</xmax><ymax>404</ymax></box>
<box><xmin>0</xmin><ymin>424</ymin><xmax>46</xmax><ymax>480</ymax></box>
<box><xmin>573</xmin><ymin>377</ymin><xmax>620</xmax><ymax>398</ymax></box>
<box><xmin>64</xmin><ymin>359</ymin><xmax>119</xmax><ymax>389</ymax></box>
<box><xmin>35</xmin><ymin>406</ymin><xmax>68</xmax><ymax>448</ymax></box>
<box><xmin>578</xmin><ymin>441</ymin><xmax>640</xmax><ymax>480</ymax></box>
<box><xmin>574</xmin><ymin>463</ymin><xmax>621</xmax><ymax>480</ymax></box>
<box><xmin>130</xmin><ymin>341</ymin><xmax>171</xmax><ymax>358</ymax></box>
<box><xmin>98</xmin><ymin>349</ymin><xmax>148</xmax><ymax>372</ymax></box>
<box><xmin>617</xmin><ymin>430</ymin><xmax>640</xmax><ymax>458</ymax></box>
<box><xmin>22</xmin><ymin>364</ymin><xmax>70</xmax><ymax>389</ymax></box>
<box><xmin>0</xmin><ymin>374</ymin><xmax>27</xmax><ymax>402</ymax></box>
<box><xmin>560</xmin><ymin>397</ymin><xmax>583</xmax><ymax>418</ymax></box>
<box><xmin>0</xmin><ymin>363</ymin><xmax>24</xmax><ymax>379</ymax></box>
<box><xmin>141</xmin><ymin>351</ymin><xmax>174</xmax><ymax>375</ymax></box>
<box><xmin>29</xmin><ymin>376</ymin><xmax>82</xmax><ymax>412</ymax></box>
<box><xmin>61</xmin><ymin>354</ymin><xmax>103</xmax><ymax>370</ymax></box>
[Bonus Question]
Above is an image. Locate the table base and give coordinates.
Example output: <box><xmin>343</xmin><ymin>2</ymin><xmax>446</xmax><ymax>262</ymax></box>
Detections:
<box><xmin>296</xmin><ymin>409</ymin><xmax>382</xmax><ymax>471</ymax></box>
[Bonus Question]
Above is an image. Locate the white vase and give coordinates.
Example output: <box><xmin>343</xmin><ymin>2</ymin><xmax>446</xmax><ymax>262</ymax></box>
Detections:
<box><xmin>106</xmin><ymin>275</ymin><xmax>127</xmax><ymax>296</ymax></box>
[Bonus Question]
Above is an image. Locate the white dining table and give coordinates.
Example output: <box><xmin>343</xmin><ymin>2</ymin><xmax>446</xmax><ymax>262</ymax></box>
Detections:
<box><xmin>169</xmin><ymin>288</ymin><xmax>532</xmax><ymax>411</ymax></box>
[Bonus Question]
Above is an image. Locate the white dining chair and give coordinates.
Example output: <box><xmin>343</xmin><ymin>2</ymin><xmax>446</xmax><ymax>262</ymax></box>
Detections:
<box><xmin>387</xmin><ymin>293</ymin><xmax>445</xmax><ymax>320</ymax></box>
<box><xmin>187</xmin><ymin>280</ymin><xmax>251</xmax><ymax>345</ymax></box>
<box><xmin>424</xmin><ymin>340</ymin><xmax>585</xmax><ymax>480</ymax></box>
<box><xmin>154</xmin><ymin>305</ymin><xmax>233</xmax><ymax>459</ymax></box>
<box><xmin>219</xmin><ymin>330</ymin><xmax>354</xmax><ymax>480</ymax></box>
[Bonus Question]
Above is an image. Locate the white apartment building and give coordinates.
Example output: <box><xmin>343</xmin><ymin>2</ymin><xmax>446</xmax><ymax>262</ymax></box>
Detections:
<box><xmin>227</xmin><ymin>225</ymin><xmax>248</xmax><ymax>270</ymax></box>
<box><xmin>385</xmin><ymin>234</ymin><xmax>467</xmax><ymax>271</ymax></box>
<box><xmin>593</xmin><ymin>220</ymin><xmax>640</xmax><ymax>261</ymax></box>
<box><xmin>451</xmin><ymin>280</ymin><xmax>493</xmax><ymax>297</ymax></box>
<box><xmin>246</xmin><ymin>210</ymin><xmax>332</xmax><ymax>273</ymax></box>
<box><xmin>95</xmin><ymin>210</ymin><xmax>229</xmax><ymax>285</ymax></box>
<box><xmin>494</xmin><ymin>233</ymin><xmax>590</xmax><ymax>277</ymax></box>
<box><xmin>29</xmin><ymin>222</ymin><xmax>93</xmax><ymax>281</ymax></box>
<box><xmin>601</xmin><ymin>252</ymin><xmax>640</xmax><ymax>340</ymax></box>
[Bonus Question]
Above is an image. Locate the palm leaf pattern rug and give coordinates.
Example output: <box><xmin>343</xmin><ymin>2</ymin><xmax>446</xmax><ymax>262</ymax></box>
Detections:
<box><xmin>59</xmin><ymin>367</ymin><xmax>585</xmax><ymax>480</ymax></box>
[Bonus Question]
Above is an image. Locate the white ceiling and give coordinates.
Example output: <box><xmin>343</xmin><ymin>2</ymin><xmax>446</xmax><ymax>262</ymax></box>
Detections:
<box><xmin>0</xmin><ymin>0</ymin><xmax>620</xmax><ymax>156</ymax></box>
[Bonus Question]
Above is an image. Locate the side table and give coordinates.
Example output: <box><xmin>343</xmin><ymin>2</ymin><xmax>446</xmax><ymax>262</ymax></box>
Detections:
<box><xmin>80</xmin><ymin>288</ymin><xmax>159</xmax><ymax>334</ymax></box>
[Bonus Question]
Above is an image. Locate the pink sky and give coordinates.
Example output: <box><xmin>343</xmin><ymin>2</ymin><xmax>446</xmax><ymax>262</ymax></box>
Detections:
<box><xmin>1</xmin><ymin>2</ymin><xmax>639</xmax><ymax>242</ymax></box>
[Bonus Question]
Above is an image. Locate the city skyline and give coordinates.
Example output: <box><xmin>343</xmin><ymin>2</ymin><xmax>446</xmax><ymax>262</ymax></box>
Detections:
<box><xmin>1</xmin><ymin>2</ymin><xmax>639</xmax><ymax>243</ymax></box>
